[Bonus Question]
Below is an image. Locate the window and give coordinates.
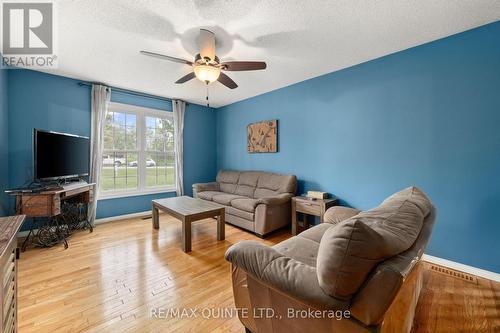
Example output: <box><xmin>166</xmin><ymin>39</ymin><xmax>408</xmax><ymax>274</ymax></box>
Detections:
<box><xmin>100</xmin><ymin>102</ymin><xmax>175</xmax><ymax>198</ymax></box>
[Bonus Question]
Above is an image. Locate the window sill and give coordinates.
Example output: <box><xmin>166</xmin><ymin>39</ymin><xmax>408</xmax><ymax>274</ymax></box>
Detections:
<box><xmin>98</xmin><ymin>187</ymin><xmax>177</xmax><ymax>200</ymax></box>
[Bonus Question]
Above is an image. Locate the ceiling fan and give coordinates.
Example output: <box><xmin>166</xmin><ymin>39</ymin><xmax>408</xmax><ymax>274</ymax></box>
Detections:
<box><xmin>140</xmin><ymin>29</ymin><xmax>267</xmax><ymax>90</ymax></box>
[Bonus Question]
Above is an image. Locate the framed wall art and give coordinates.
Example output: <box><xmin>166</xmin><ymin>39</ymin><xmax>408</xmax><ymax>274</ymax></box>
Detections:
<box><xmin>247</xmin><ymin>119</ymin><xmax>278</xmax><ymax>153</ymax></box>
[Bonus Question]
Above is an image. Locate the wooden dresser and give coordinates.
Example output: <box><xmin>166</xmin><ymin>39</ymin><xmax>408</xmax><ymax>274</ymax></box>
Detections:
<box><xmin>0</xmin><ymin>215</ymin><xmax>24</xmax><ymax>333</ymax></box>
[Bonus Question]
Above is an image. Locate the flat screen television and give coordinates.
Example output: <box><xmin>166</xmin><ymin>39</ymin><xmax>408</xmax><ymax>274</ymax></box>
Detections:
<box><xmin>34</xmin><ymin>129</ymin><xmax>90</xmax><ymax>181</ymax></box>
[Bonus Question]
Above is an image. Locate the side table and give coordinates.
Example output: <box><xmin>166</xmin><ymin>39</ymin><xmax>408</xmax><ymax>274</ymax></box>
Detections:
<box><xmin>291</xmin><ymin>196</ymin><xmax>338</xmax><ymax>235</ymax></box>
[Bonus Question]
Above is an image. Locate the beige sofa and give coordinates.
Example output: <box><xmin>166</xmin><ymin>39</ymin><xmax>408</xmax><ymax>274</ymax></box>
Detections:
<box><xmin>225</xmin><ymin>187</ymin><xmax>436</xmax><ymax>333</ymax></box>
<box><xmin>192</xmin><ymin>170</ymin><xmax>297</xmax><ymax>237</ymax></box>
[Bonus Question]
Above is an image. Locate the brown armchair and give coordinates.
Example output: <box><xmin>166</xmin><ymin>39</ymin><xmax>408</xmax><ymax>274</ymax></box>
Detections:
<box><xmin>225</xmin><ymin>187</ymin><xmax>436</xmax><ymax>333</ymax></box>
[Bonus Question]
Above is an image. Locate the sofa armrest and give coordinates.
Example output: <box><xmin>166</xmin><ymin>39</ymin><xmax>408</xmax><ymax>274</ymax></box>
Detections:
<box><xmin>256</xmin><ymin>193</ymin><xmax>293</xmax><ymax>206</ymax></box>
<box><xmin>225</xmin><ymin>241</ymin><xmax>347</xmax><ymax>309</ymax></box>
<box><xmin>192</xmin><ymin>182</ymin><xmax>219</xmax><ymax>193</ymax></box>
<box><xmin>225</xmin><ymin>241</ymin><xmax>283</xmax><ymax>278</ymax></box>
<box><xmin>323</xmin><ymin>206</ymin><xmax>361</xmax><ymax>224</ymax></box>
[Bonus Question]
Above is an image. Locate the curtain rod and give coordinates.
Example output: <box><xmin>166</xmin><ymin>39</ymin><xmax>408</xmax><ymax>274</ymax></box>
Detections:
<box><xmin>77</xmin><ymin>81</ymin><xmax>181</xmax><ymax>104</ymax></box>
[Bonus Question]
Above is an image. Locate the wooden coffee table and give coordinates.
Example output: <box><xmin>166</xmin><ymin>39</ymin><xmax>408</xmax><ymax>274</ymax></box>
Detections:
<box><xmin>152</xmin><ymin>196</ymin><xmax>225</xmax><ymax>252</ymax></box>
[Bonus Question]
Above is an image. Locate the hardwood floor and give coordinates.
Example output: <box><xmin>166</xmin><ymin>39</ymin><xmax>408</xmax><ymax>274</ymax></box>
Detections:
<box><xmin>17</xmin><ymin>215</ymin><xmax>499</xmax><ymax>333</ymax></box>
<box><xmin>414</xmin><ymin>264</ymin><xmax>500</xmax><ymax>333</ymax></box>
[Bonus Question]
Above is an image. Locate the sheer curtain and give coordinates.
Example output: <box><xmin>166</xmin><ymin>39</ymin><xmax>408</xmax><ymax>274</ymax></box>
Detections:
<box><xmin>172</xmin><ymin>100</ymin><xmax>185</xmax><ymax>196</ymax></box>
<box><xmin>88</xmin><ymin>84</ymin><xmax>111</xmax><ymax>224</ymax></box>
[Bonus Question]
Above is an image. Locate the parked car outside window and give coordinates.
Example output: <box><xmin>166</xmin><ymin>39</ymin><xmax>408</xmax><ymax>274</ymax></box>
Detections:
<box><xmin>129</xmin><ymin>158</ymin><xmax>156</xmax><ymax>167</ymax></box>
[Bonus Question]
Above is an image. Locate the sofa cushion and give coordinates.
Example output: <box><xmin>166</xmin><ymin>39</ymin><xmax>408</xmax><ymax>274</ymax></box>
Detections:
<box><xmin>350</xmin><ymin>207</ymin><xmax>436</xmax><ymax>326</ymax></box>
<box><xmin>316</xmin><ymin>186</ymin><xmax>429</xmax><ymax>300</ymax></box>
<box><xmin>226</xmin><ymin>206</ymin><xmax>254</xmax><ymax>221</ymax></box>
<box><xmin>234</xmin><ymin>185</ymin><xmax>256</xmax><ymax>198</ymax></box>
<box><xmin>225</xmin><ymin>214</ymin><xmax>254</xmax><ymax>232</ymax></box>
<box><xmin>235</xmin><ymin>172</ymin><xmax>260</xmax><ymax>197</ymax></box>
<box><xmin>213</xmin><ymin>194</ymin><xmax>247</xmax><ymax>206</ymax></box>
<box><xmin>273</xmin><ymin>237</ymin><xmax>319</xmax><ymax>267</ymax></box>
<box><xmin>197</xmin><ymin>191</ymin><xmax>224</xmax><ymax>201</ymax></box>
<box><xmin>231</xmin><ymin>198</ymin><xmax>259</xmax><ymax>212</ymax></box>
<box><xmin>298</xmin><ymin>223</ymin><xmax>333</xmax><ymax>243</ymax></box>
<box><xmin>254</xmin><ymin>173</ymin><xmax>297</xmax><ymax>198</ymax></box>
<box><xmin>381</xmin><ymin>186</ymin><xmax>431</xmax><ymax>216</ymax></box>
<box><xmin>216</xmin><ymin>170</ymin><xmax>240</xmax><ymax>194</ymax></box>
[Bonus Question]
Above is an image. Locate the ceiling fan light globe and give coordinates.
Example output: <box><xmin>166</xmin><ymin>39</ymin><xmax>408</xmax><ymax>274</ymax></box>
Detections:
<box><xmin>194</xmin><ymin>65</ymin><xmax>220</xmax><ymax>83</ymax></box>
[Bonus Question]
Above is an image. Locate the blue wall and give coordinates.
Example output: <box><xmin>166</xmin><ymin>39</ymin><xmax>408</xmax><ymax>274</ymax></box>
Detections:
<box><xmin>216</xmin><ymin>21</ymin><xmax>500</xmax><ymax>272</ymax></box>
<box><xmin>6</xmin><ymin>69</ymin><xmax>217</xmax><ymax>223</ymax></box>
<box><xmin>0</xmin><ymin>63</ymin><xmax>8</xmax><ymax>216</ymax></box>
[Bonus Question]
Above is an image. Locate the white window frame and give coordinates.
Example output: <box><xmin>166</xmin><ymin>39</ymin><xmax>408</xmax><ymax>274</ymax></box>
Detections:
<box><xmin>99</xmin><ymin>102</ymin><xmax>176</xmax><ymax>200</ymax></box>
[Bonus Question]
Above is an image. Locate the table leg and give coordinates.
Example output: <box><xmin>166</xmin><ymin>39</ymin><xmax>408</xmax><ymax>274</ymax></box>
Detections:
<box><xmin>291</xmin><ymin>200</ymin><xmax>297</xmax><ymax>236</ymax></box>
<box><xmin>217</xmin><ymin>209</ymin><xmax>225</xmax><ymax>241</ymax></box>
<box><xmin>152</xmin><ymin>204</ymin><xmax>159</xmax><ymax>229</ymax></box>
<box><xmin>21</xmin><ymin>228</ymin><xmax>33</xmax><ymax>252</ymax></box>
<box><xmin>182</xmin><ymin>218</ymin><xmax>192</xmax><ymax>252</ymax></box>
<box><xmin>53</xmin><ymin>216</ymin><xmax>69</xmax><ymax>249</ymax></box>
<box><xmin>84</xmin><ymin>219</ymin><xmax>94</xmax><ymax>233</ymax></box>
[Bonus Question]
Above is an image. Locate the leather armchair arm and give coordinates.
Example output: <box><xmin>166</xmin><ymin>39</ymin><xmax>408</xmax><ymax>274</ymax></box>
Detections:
<box><xmin>225</xmin><ymin>241</ymin><xmax>347</xmax><ymax>309</ymax></box>
<box><xmin>256</xmin><ymin>193</ymin><xmax>293</xmax><ymax>206</ymax></box>
<box><xmin>323</xmin><ymin>206</ymin><xmax>361</xmax><ymax>224</ymax></box>
<box><xmin>192</xmin><ymin>182</ymin><xmax>219</xmax><ymax>193</ymax></box>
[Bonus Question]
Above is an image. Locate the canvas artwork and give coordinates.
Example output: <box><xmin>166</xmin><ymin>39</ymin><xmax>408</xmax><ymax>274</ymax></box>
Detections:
<box><xmin>247</xmin><ymin>119</ymin><xmax>278</xmax><ymax>153</ymax></box>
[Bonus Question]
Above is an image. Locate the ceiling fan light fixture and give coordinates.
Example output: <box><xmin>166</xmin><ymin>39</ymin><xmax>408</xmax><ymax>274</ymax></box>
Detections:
<box><xmin>141</xmin><ymin>29</ymin><xmax>266</xmax><ymax>90</ymax></box>
<box><xmin>194</xmin><ymin>64</ymin><xmax>220</xmax><ymax>83</ymax></box>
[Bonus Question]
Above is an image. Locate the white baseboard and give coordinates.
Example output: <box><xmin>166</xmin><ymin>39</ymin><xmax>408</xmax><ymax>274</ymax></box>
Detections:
<box><xmin>422</xmin><ymin>254</ymin><xmax>500</xmax><ymax>282</ymax></box>
<box><xmin>94</xmin><ymin>210</ymin><xmax>152</xmax><ymax>224</ymax></box>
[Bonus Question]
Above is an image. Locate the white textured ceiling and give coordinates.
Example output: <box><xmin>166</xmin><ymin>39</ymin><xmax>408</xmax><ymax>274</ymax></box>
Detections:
<box><xmin>40</xmin><ymin>0</ymin><xmax>500</xmax><ymax>107</ymax></box>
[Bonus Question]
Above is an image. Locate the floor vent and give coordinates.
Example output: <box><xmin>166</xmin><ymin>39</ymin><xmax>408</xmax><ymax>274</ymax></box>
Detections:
<box><xmin>429</xmin><ymin>264</ymin><xmax>478</xmax><ymax>284</ymax></box>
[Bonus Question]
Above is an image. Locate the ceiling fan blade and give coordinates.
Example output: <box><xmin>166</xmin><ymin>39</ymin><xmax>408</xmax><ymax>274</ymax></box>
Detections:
<box><xmin>218</xmin><ymin>72</ymin><xmax>238</xmax><ymax>89</ymax></box>
<box><xmin>140</xmin><ymin>51</ymin><xmax>192</xmax><ymax>65</ymax></box>
<box><xmin>221</xmin><ymin>61</ymin><xmax>267</xmax><ymax>71</ymax></box>
<box><xmin>199</xmin><ymin>29</ymin><xmax>216</xmax><ymax>61</ymax></box>
<box><xmin>175</xmin><ymin>72</ymin><xmax>196</xmax><ymax>84</ymax></box>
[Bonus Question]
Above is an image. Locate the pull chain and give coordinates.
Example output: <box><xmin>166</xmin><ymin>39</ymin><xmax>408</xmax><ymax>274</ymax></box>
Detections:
<box><xmin>205</xmin><ymin>81</ymin><xmax>210</xmax><ymax>108</ymax></box>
